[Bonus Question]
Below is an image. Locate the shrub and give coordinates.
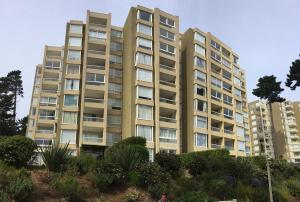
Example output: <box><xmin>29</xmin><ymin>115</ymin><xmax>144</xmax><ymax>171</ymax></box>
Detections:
<box><xmin>41</xmin><ymin>143</ymin><xmax>71</xmax><ymax>172</ymax></box>
<box><xmin>0</xmin><ymin>135</ymin><xmax>37</xmax><ymax>167</ymax></box>
<box><xmin>105</xmin><ymin>143</ymin><xmax>149</xmax><ymax>172</ymax></box>
<box><xmin>286</xmin><ymin>179</ymin><xmax>300</xmax><ymax>198</ymax></box>
<box><xmin>174</xmin><ymin>191</ymin><xmax>215</xmax><ymax>202</ymax></box>
<box><xmin>121</xmin><ymin>136</ymin><xmax>146</xmax><ymax>147</ymax></box>
<box><xmin>6</xmin><ymin>173</ymin><xmax>33</xmax><ymax>201</ymax></box>
<box><xmin>123</xmin><ymin>189</ymin><xmax>140</xmax><ymax>202</ymax></box>
<box><xmin>155</xmin><ymin>153</ymin><xmax>181</xmax><ymax>177</ymax></box>
<box><xmin>67</xmin><ymin>154</ymin><xmax>97</xmax><ymax>175</ymax></box>
<box><xmin>54</xmin><ymin>176</ymin><xmax>83</xmax><ymax>202</ymax></box>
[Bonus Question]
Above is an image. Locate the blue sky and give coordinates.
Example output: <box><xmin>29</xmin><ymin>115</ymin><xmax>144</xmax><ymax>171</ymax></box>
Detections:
<box><xmin>0</xmin><ymin>0</ymin><xmax>299</xmax><ymax>118</ymax></box>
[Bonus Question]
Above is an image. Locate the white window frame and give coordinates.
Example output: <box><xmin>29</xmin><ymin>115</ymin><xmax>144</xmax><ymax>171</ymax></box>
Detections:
<box><xmin>136</xmin><ymin>68</ymin><xmax>152</xmax><ymax>82</ymax></box>
<box><xmin>136</xmin><ymin>104</ymin><xmax>153</xmax><ymax>120</ymax></box>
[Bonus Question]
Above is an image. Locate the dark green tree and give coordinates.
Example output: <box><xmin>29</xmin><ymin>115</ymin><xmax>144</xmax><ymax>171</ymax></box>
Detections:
<box><xmin>286</xmin><ymin>55</ymin><xmax>300</xmax><ymax>90</ymax></box>
<box><xmin>16</xmin><ymin>115</ymin><xmax>28</xmax><ymax>135</ymax></box>
<box><xmin>253</xmin><ymin>75</ymin><xmax>285</xmax><ymax>103</ymax></box>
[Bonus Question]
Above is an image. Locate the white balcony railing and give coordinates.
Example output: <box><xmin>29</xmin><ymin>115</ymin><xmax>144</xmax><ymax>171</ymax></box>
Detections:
<box><xmin>160</xmin><ymin>97</ymin><xmax>176</xmax><ymax>105</ymax></box>
<box><xmin>84</xmin><ymin>97</ymin><xmax>104</xmax><ymax>104</ymax></box>
<box><xmin>82</xmin><ymin>135</ymin><xmax>103</xmax><ymax>143</ymax></box>
<box><xmin>83</xmin><ymin>116</ymin><xmax>104</xmax><ymax>122</ymax></box>
<box><xmin>160</xmin><ymin>116</ymin><xmax>176</xmax><ymax>123</ymax></box>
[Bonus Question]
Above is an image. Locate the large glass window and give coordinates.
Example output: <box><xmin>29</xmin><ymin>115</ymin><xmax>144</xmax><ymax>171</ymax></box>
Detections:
<box><xmin>68</xmin><ymin>50</ymin><xmax>81</xmax><ymax>61</ymax></box>
<box><xmin>211</xmin><ymin>40</ymin><xmax>221</xmax><ymax>50</ymax></box>
<box><xmin>137</xmin><ymin>104</ymin><xmax>153</xmax><ymax>120</ymax></box>
<box><xmin>39</xmin><ymin>110</ymin><xmax>55</xmax><ymax>120</ymax></box>
<box><xmin>137</xmin><ymin>37</ymin><xmax>152</xmax><ymax>50</ymax></box>
<box><xmin>137</xmin><ymin>86</ymin><xmax>153</xmax><ymax>100</ymax></box>
<box><xmin>160</xmin><ymin>28</ymin><xmax>175</xmax><ymax>40</ymax></box>
<box><xmin>223</xmin><ymin>94</ymin><xmax>233</xmax><ymax>104</ymax></box>
<box><xmin>108</xmin><ymin>115</ymin><xmax>122</xmax><ymax>125</ymax></box>
<box><xmin>211</xmin><ymin>51</ymin><xmax>221</xmax><ymax>62</ymax></box>
<box><xmin>236</xmin><ymin>100</ymin><xmax>242</xmax><ymax>110</ymax></box>
<box><xmin>211</xmin><ymin>76</ymin><xmax>222</xmax><ymax>88</ymax></box>
<box><xmin>160</xmin><ymin>128</ymin><xmax>176</xmax><ymax>143</ymax></box>
<box><xmin>110</xmin><ymin>42</ymin><xmax>123</xmax><ymax>51</ymax></box>
<box><xmin>62</xmin><ymin>112</ymin><xmax>77</xmax><ymax>124</ymax></box>
<box><xmin>86</xmin><ymin>73</ymin><xmax>105</xmax><ymax>84</ymax></box>
<box><xmin>234</xmin><ymin>77</ymin><xmax>242</xmax><ymax>87</ymax></box>
<box><xmin>195</xmin><ymin>133</ymin><xmax>207</xmax><ymax>147</ymax></box>
<box><xmin>238</xmin><ymin>141</ymin><xmax>245</xmax><ymax>151</ymax></box>
<box><xmin>136</xmin><ymin>52</ymin><xmax>152</xmax><ymax>66</ymax></box>
<box><xmin>69</xmin><ymin>37</ymin><xmax>82</xmax><ymax>46</ymax></box>
<box><xmin>237</xmin><ymin>126</ymin><xmax>245</xmax><ymax>137</ymax></box>
<box><xmin>64</xmin><ymin>95</ymin><xmax>78</xmax><ymax>106</ymax></box>
<box><xmin>223</xmin><ymin>70</ymin><xmax>232</xmax><ymax>80</ymax></box>
<box><xmin>160</xmin><ymin>16</ymin><xmax>175</xmax><ymax>27</ymax></box>
<box><xmin>137</xmin><ymin>68</ymin><xmax>152</xmax><ymax>82</ymax></box>
<box><xmin>195</xmin><ymin>116</ymin><xmax>207</xmax><ymax>129</ymax></box>
<box><xmin>137</xmin><ymin>23</ymin><xmax>152</xmax><ymax>36</ymax></box>
<box><xmin>194</xmin><ymin>100</ymin><xmax>207</xmax><ymax>112</ymax></box>
<box><xmin>67</xmin><ymin>64</ymin><xmax>80</xmax><ymax>74</ymax></box>
<box><xmin>136</xmin><ymin>125</ymin><xmax>153</xmax><ymax>141</ymax></box>
<box><xmin>236</xmin><ymin>112</ymin><xmax>244</xmax><ymax>124</ymax></box>
<box><xmin>40</xmin><ymin>97</ymin><xmax>57</xmax><ymax>105</ymax></box>
<box><xmin>108</xmin><ymin>98</ymin><xmax>122</xmax><ymax>110</ymax></box>
<box><xmin>160</xmin><ymin>43</ymin><xmax>175</xmax><ymax>55</ymax></box>
<box><xmin>138</xmin><ymin>10</ymin><xmax>152</xmax><ymax>21</ymax></box>
<box><xmin>88</xmin><ymin>30</ymin><xmax>106</xmax><ymax>39</ymax></box>
<box><xmin>45</xmin><ymin>60</ymin><xmax>61</xmax><ymax>69</ymax></box>
<box><xmin>223</xmin><ymin>82</ymin><xmax>232</xmax><ymax>92</ymax></box>
<box><xmin>211</xmin><ymin>89</ymin><xmax>222</xmax><ymax>100</ymax></box>
<box><xmin>65</xmin><ymin>79</ymin><xmax>79</xmax><ymax>90</ymax></box>
<box><xmin>224</xmin><ymin>108</ymin><xmax>233</xmax><ymax>118</ymax></box>
<box><xmin>110</xmin><ymin>55</ymin><xmax>123</xmax><ymax>64</ymax></box>
<box><xmin>234</xmin><ymin>88</ymin><xmax>242</xmax><ymax>97</ymax></box>
<box><xmin>195</xmin><ymin>32</ymin><xmax>205</xmax><ymax>44</ymax></box>
<box><xmin>111</xmin><ymin>30</ymin><xmax>123</xmax><ymax>38</ymax></box>
<box><xmin>70</xmin><ymin>24</ymin><xmax>82</xmax><ymax>34</ymax></box>
<box><xmin>195</xmin><ymin>70</ymin><xmax>206</xmax><ymax>82</ymax></box>
<box><xmin>109</xmin><ymin>83</ymin><xmax>122</xmax><ymax>94</ymax></box>
<box><xmin>195</xmin><ymin>44</ymin><xmax>205</xmax><ymax>56</ymax></box>
<box><xmin>194</xmin><ymin>57</ymin><xmax>206</xmax><ymax>68</ymax></box>
<box><xmin>60</xmin><ymin>130</ymin><xmax>76</xmax><ymax>144</ymax></box>
<box><xmin>195</xmin><ymin>84</ymin><xmax>206</xmax><ymax>96</ymax></box>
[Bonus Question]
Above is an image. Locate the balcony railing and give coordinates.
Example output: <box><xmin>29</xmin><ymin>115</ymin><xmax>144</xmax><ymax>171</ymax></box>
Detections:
<box><xmin>160</xmin><ymin>97</ymin><xmax>176</xmax><ymax>105</ymax></box>
<box><xmin>160</xmin><ymin>64</ymin><xmax>175</xmax><ymax>71</ymax></box>
<box><xmin>211</xmin><ymin>110</ymin><xmax>222</xmax><ymax>116</ymax></box>
<box><xmin>87</xmin><ymin>64</ymin><xmax>105</xmax><ymax>70</ymax></box>
<box><xmin>88</xmin><ymin>36</ymin><xmax>106</xmax><ymax>42</ymax></box>
<box><xmin>41</xmin><ymin>89</ymin><xmax>58</xmax><ymax>94</ymax></box>
<box><xmin>160</xmin><ymin>80</ymin><xmax>176</xmax><ymax>87</ymax></box>
<box><xmin>86</xmin><ymin>81</ymin><xmax>105</xmax><ymax>86</ymax></box>
<box><xmin>225</xmin><ymin>145</ymin><xmax>234</xmax><ymax>151</ymax></box>
<box><xmin>88</xmin><ymin>49</ymin><xmax>106</xmax><ymax>55</ymax></box>
<box><xmin>224</xmin><ymin>129</ymin><xmax>233</xmax><ymax>134</ymax></box>
<box><xmin>160</xmin><ymin>116</ymin><xmax>176</xmax><ymax>123</ymax></box>
<box><xmin>83</xmin><ymin>116</ymin><xmax>104</xmax><ymax>122</ymax></box>
<box><xmin>211</xmin><ymin>144</ymin><xmax>222</xmax><ymax>149</ymax></box>
<box><xmin>45</xmin><ymin>66</ymin><xmax>60</xmax><ymax>70</ymax></box>
<box><xmin>39</xmin><ymin>116</ymin><xmax>55</xmax><ymax>120</ymax></box>
<box><xmin>43</xmin><ymin>78</ymin><xmax>59</xmax><ymax>82</ymax></box>
<box><xmin>36</xmin><ymin>130</ymin><xmax>54</xmax><ymax>134</ymax></box>
<box><xmin>211</xmin><ymin>126</ymin><xmax>221</xmax><ymax>132</ymax></box>
<box><xmin>89</xmin><ymin>23</ymin><xmax>107</xmax><ymax>28</ymax></box>
<box><xmin>84</xmin><ymin>97</ymin><xmax>104</xmax><ymax>104</ymax></box>
<box><xmin>39</xmin><ymin>101</ymin><xmax>57</xmax><ymax>106</ymax></box>
<box><xmin>82</xmin><ymin>135</ymin><xmax>103</xmax><ymax>143</ymax></box>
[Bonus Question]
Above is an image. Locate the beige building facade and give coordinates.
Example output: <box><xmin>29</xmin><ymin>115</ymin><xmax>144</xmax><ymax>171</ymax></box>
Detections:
<box><xmin>26</xmin><ymin>6</ymin><xmax>251</xmax><ymax>160</ymax></box>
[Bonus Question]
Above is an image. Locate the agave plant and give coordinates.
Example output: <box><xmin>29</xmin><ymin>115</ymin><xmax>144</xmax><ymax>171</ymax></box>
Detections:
<box><xmin>40</xmin><ymin>143</ymin><xmax>71</xmax><ymax>172</ymax></box>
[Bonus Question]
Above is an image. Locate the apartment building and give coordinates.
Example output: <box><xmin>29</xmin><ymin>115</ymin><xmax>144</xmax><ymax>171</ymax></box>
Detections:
<box><xmin>249</xmin><ymin>100</ymin><xmax>300</xmax><ymax>163</ymax></box>
<box><xmin>181</xmin><ymin>29</ymin><xmax>251</xmax><ymax>156</ymax></box>
<box><xmin>26</xmin><ymin>5</ymin><xmax>251</xmax><ymax>159</ymax></box>
<box><xmin>248</xmin><ymin>100</ymin><xmax>275</xmax><ymax>158</ymax></box>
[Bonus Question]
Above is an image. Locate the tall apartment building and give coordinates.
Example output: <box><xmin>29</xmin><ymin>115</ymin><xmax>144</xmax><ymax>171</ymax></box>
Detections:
<box><xmin>26</xmin><ymin>5</ymin><xmax>251</xmax><ymax>160</ymax></box>
<box><xmin>181</xmin><ymin>29</ymin><xmax>251</xmax><ymax>156</ymax></box>
<box><xmin>249</xmin><ymin>100</ymin><xmax>300</xmax><ymax>163</ymax></box>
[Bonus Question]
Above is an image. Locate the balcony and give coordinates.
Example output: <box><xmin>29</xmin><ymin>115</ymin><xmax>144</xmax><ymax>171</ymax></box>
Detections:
<box><xmin>160</xmin><ymin>80</ymin><xmax>176</xmax><ymax>88</ymax></box>
<box><xmin>87</xmin><ymin>57</ymin><xmax>106</xmax><ymax>70</ymax></box>
<box><xmin>83</xmin><ymin>115</ymin><xmax>104</xmax><ymax>122</ymax></box>
<box><xmin>211</xmin><ymin>126</ymin><xmax>221</xmax><ymax>132</ymax></box>
<box><xmin>43</xmin><ymin>78</ymin><xmax>59</xmax><ymax>82</ymax></box>
<box><xmin>225</xmin><ymin>140</ymin><xmax>234</xmax><ymax>151</ymax></box>
<box><xmin>160</xmin><ymin>89</ymin><xmax>176</xmax><ymax>106</ymax></box>
<box><xmin>211</xmin><ymin>136</ymin><xmax>222</xmax><ymax>149</ymax></box>
<box><xmin>35</xmin><ymin>139</ymin><xmax>52</xmax><ymax>147</ymax></box>
<box><xmin>211</xmin><ymin>144</ymin><xmax>222</xmax><ymax>149</ymax></box>
<box><xmin>160</xmin><ymin>116</ymin><xmax>176</xmax><ymax>123</ymax></box>
<box><xmin>41</xmin><ymin>89</ymin><xmax>58</xmax><ymax>94</ymax></box>
<box><xmin>224</xmin><ymin>129</ymin><xmax>233</xmax><ymax>135</ymax></box>
<box><xmin>82</xmin><ymin>133</ymin><xmax>103</xmax><ymax>144</ymax></box>
<box><xmin>160</xmin><ymin>97</ymin><xmax>176</xmax><ymax>105</ymax></box>
<box><xmin>85</xmin><ymin>97</ymin><xmax>104</xmax><ymax>104</ymax></box>
<box><xmin>36</xmin><ymin>129</ymin><xmax>54</xmax><ymax>134</ymax></box>
<box><xmin>39</xmin><ymin>115</ymin><xmax>55</xmax><ymax>120</ymax></box>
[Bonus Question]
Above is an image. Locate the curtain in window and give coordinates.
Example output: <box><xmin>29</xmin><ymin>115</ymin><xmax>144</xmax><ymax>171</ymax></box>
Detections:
<box><xmin>136</xmin><ymin>52</ymin><xmax>152</xmax><ymax>65</ymax></box>
<box><xmin>60</xmin><ymin>130</ymin><xmax>76</xmax><ymax>144</ymax></box>
<box><xmin>136</xmin><ymin>125</ymin><xmax>152</xmax><ymax>141</ymax></box>
<box><xmin>137</xmin><ymin>86</ymin><xmax>153</xmax><ymax>99</ymax></box>
<box><xmin>137</xmin><ymin>68</ymin><xmax>152</xmax><ymax>82</ymax></box>
<box><xmin>137</xmin><ymin>23</ymin><xmax>152</xmax><ymax>36</ymax></box>
<box><xmin>63</xmin><ymin>112</ymin><xmax>77</xmax><ymax>124</ymax></box>
<box><xmin>195</xmin><ymin>133</ymin><xmax>207</xmax><ymax>147</ymax></box>
<box><xmin>64</xmin><ymin>95</ymin><xmax>78</xmax><ymax>106</ymax></box>
<box><xmin>138</xmin><ymin>105</ymin><xmax>152</xmax><ymax>120</ymax></box>
<box><xmin>195</xmin><ymin>44</ymin><xmax>205</xmax><ymax>56</ymax></box>
<box><xmin>65</xmin><ymin>79</ymin><xmax>79</xmax><ymax>90</ymax></box>
<box><xmin>137</xmin><ymin>37</ymin><xmax>152</xmax><ymax>49</ymax></box>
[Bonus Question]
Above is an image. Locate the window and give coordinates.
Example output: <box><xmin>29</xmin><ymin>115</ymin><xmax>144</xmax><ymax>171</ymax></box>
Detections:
<box><xmin>160</xmin><ymin>128</ymin><xmax>176</xmax><ymax>143</ymax></box>
<box><xmin>223</xmin><ymin>94</ymin><xmax>232</xmax><ymax>104</ymax></box>
<box><xmin>195</xmin><ymin>133</ymin><xmax>207</xmax><ymax>147</ymax></box>
<box><xmin>238</xmin><ymin>141</ymin><xmax>245</xmax><ymax>151</ymax></box>
<box><xmin>223</xmin><ymin>82</ymin><xmax>232</xmax><ymax>92</ymax></box>
<box><xmin>39</xmin><ymin>110</ymin><xmax>55</xmax><ymax>120</ymax></box>
<box><xmin>211</xmin><ymin>40</ymin><xmax>221</xmax><ymax>50</ymax></box>
<box><xmin>195</xmin><ymin>84</ymin><xmax>206</xmax><ymax>96</ymax></box>
<box><xmin>224</xmin><ymin>108</ymin><xmax>233</xmax><ymax>118</ymax></box>
<box><xmin>137</xmin><ymin>68</ymin><xmax>152</xmax><ymax>82</ymax></box>
<box><xmin>70</xmin><ymin>24</ymin><xmax>82</xmax><ymax>34</ymax></box>
<box><xmin>234</xmin><ymin>55</ymin><xmax>239</xmax><ymax>64</ymax></box>
<box><xmin>136</xmin><ymin>125</ymin><xmax>153</xmax><ymax>141</ymax></box>
<box><xmin>107</xmin><ymin>133</ymin><xmax>121</xmax><ymax>145</ymax></box>
<box><xmin>136</xmin><ymin>52</ymin><xmax>152</xmax><ymax>66</ymax></box>
<box><xmin>211</xmin><ymin>76</ymin><xmax>221</xmax><ymax>88</ymax></box>
<box><xmin>88</xmin><ymin>30</ymin><xmax>106</xmax><ymax>39</ymax></box>
<box><xmin>194</xmin><ymin>57</ymin><xmax>206</xmax><ymax>68</ymax></box>
<box><xmin>223</xmin><ymin>70</ymin><xmax>231</xmax><ymax>80</ymax></box>
<box><xmin>194</xmin><ymin>100</ymin><xmax>207</xmax><ymax>112</ymax></box>
<box><xmin>69</xmin><ymin>37</ymin><xmax>82</xmax><ymax>46</ymax></box>
<box><xmin>110</xmin><ymin>55</ymin><xmax>122</xmax><ymax>64</ymax></box>
<box><xmin>108</xmin><ymin>115</ymin><xmax>121</xmax><ymax>125</ymax></box>
<box><xmin>211</xmin><ymin>51</ymin><xmax>221</xmax><ymax>63</ymax></box>
<box><xmin>67</xmin><ymin>64</ymin><xmax>80</xmax><ymax>74</ymax></box>
<box><xmin>109</xmin><ymin>83</ymin><xmax>122</xmax><ymax>94</ymax></box>
<box><xmin>86</xmin><ymin>73</ymin><xmax>105</xmax><ymax>84</ymax></box>
<box><xmin>137</xmin><ymin>86</ymin><xmax>153</xmax><ymax>100</ymax></box>
<box><xmin>237</xmin><ymin>126</ymin><xmax>245</xmax><ymax>137</ymax></box>
<box><xmin>65</xmin><ymin>79</ymin><xmax>79</xmax><ymax>90</ymax></box>
<box><xmin>111</xmin><ymin>30</ymin><xmax>122</xmax><ymax>38</ymax></box>
<box><xmin>31</xmin><ymin>107</ymin><xmax>36</xmax><ymax>115</ymax></box>
<box><xmin>236</xmin><ymin>100</ymin><xmax>242</xmax><ymax>110</ymax></box>
<box><xmin>234</xmin><ymin>77</ymin><xmax>242</xmax><ymax>87</ymax></box>
<box><xmin>195</xmin><ymin>116</ymin><xmax>207</xmax><ymax>129</ymax></box>
<box><xmin>40</xmin><ymin>97</ymin><xmax>57</xmax><ymax>105</ymax></box>
<box><xmin>195</xmin><ymin>70</ymin><xmax>206</xmax><ymax>82</ymax></box>
<box><xmin>68</xmin><ymin>50</ymin><xmax>81</xmax><ymax>61</ymax></box>
<box><xmin>195</xmin><ymin>44</ymin><xmax>205</xmax><ymax>56</ymax></box>
<box><xmin>160</xmin><ymin>16</ymin><xmax>175</xmax><ymax>27</ymax></box>
<box><xmin>137</xmin><ymin>37</ymin><xmax>152</xmax><ymax>49</ymax></box>
<box><xmin>60</xmin><ymin>130</ymin><xmax>76</xmax><ymax>144</ymax></box>
<box><xmin>29</xmin><ymin>119</ymin><xmax>35</xmax><ymax>127</ymax></box>
<box><xmin>160</xmin><ymin>28</ymin><xmax>175</xmax><ymax>40</ymax></box>
<box><xmin>234</xmin><ymin>66</ymin><xmax>240</xmax><ymax>74</ymax></box>
<box><xmin>137</xmin><ymin>104</ymin><xmax>153</xmax><ymax>120</ymax></box>
<box><xmin>195</xmin><ymin>32</ymin><xmax>205</xmax><ymax>44</ymax></box>
<box><xmin>222</xmin><ymin>57</ymin><xmax>231</xmax><ymax>68</ymax></box>
<box><xmin>64</xmin><ymin>95</ymin><xmax>78</xmax><ymax>106</ymax></box>
<box><xmin>63</xmin><ymin>112</ymin><xmax>77</xmax><ymax>124</ymax></box>
<box><xmin>45</xmin><ymin>61</ymin><xmax>60</xmax><ymax>69</ymax></box>
<box><xmin>138</xmin><ymin>10</ymin><xmax>152</xmax><ymax>21</ymax></box>
<box><xmin>160</xmin><ymin>43</ymin><xmax>175</xmax><ymax>55</ymax></box>
<box><xmin>137</xmin><ymin>23</ymin><xmax>152</xmax><ymax>36</ymax></box>
<box><xmin>211</xmin><ymin>89</ymin><xmax>222</xmax><ymax>100</ymax></box>
<box><xmin>234</xmin><ymin>88</ymin><xmax>242</xmax><ymax>97</ymax></box>
<box><xmin>108</xmin><ymin>98</ymin><xmax>122</xmax><ymax>110</ymax></box>
<box><xmin>110</xmin><ymin>42</ymin><xmax>123</xmax><ymax>51</ymax></box>
<box><xmin>236</xmin><ymin>112</ymin><xmax>244</xmax><ymax>124</ymax></box>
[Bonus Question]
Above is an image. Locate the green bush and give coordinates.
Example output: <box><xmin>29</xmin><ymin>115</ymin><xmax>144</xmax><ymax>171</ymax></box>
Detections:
<box><xmin>123</xmin><ymin>190</ymin><xmax>140</xmax><ymax>202</ymax></box>
<box><xmin>174</xmin><ymin>191</ymin><xmax>215</xmax><ymax>202</ymax></box>
<box><xmin>105</xmin><ymin>143</ymin><xmax>149</xmax><ymax>172</ymax></box>
<box><xmin>92</xmin><ymin>160</ymin><xmax>125</xmax><ymax>191</ymax></box>
<box><xmin>67</xmin><ymin>154</ymin><xmax>97</xmax><ymax>175</ymax></box>
<box><xmin>155</xmin><ymin>153</ymin><xmax>181</xmax><ymax>177</ymax></box>
<box><xmin>0</xmin><ymin>135</ymin><xmax>37</xmax><ymax>167</ymax></box>
<box><xmin>121</xmin><ymin>136</ymin><xmax>146</xmax><ymax>147</ymax></box>
<box><xmin>54</xmin><ymin>176</ymin><xmax>83</xmax><ymax>202</ymax></box>
<box><xmin>6</xmin><ymin>172</ymin><xmax>33</xmax><ymax>201</ymax></box>
<box><xmin>286</xmin><ymin>179</ymin><xmax>300</xmax><ymax>198</ymax></box>
<box><xmin>41</xmin><ymin>143</ymin><xmax>71</xmax><ymax>172</ymax></box>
